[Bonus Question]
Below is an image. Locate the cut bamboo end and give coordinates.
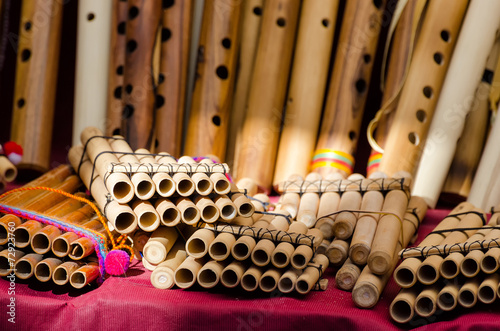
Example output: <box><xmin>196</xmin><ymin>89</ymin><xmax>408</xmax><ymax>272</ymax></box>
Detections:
<box><xmin>415</xmin><ymin>286</ymin><xmax>439</xmax><ymax>318</ymax></box>
<box><xmin>221</xmin><ymin>261</ymin><xmax>246</xmax><ymax>288</ymax></box>
<box><xmin>215</xmin><ymin>195</ymin><xmax>237</xmax><ymax>222</ymax></box>
<box><xmin>291</xmin><ymin>245</ymin><xmax>314</xmax><ymax>270</ymax></box>
<box><xmin>209</xmin><ymin>233</ymin><xmax>236</xmax><ymax>261</ymax></box>
<box><xmin>0</xmin><ymin>156</ymin><xmax>17</xmax><ymax>182</ymax></box>
<box><xmin>390</xmin><ymin>288</ymin><xmax>419</xmax><ymax>324</ymax></box>
<box><xmin>296</xmin><ymin>254</ymin><xmax>329</xmax><ymax>294</ymax></box>
<box><xmin>271</xmin><ymin>242</ymin><xmax>294</xmax><ymax>268</ymax></box>
<box><xmin>52</xmin><ymin>232</ymin><xmax>80</xmax><ymax>257</ymax></box>
<box><xmin>0</xmin><ymin>215</ymin><xmax>22</xmax><ymax>245</ymax></box>
<box><xmin>437</xmin><ymin>283</ymin><xmax>459</xmax><ymax>311</ymax></box>
<box><xmin>326</xmin><ymin>239</ymin><xmax>349</xmax><ymax>266</ymax></box>
<box><xmin>458</xmin><ymin>278</ymin><xmax>481</xmax><ymax>308</ymax></box>
<box><xmin>192</xmin><ymin>173</ymin><xmax>214</xmax><ymax>196</ymax></box>
<box><xmin>251</xmin><ymin>239</ymin><xmax>275</xmax><ymax>267</ymax></box>
<box><xmin>349</xmin><ymin>243</ymin><xmax>370</xmax><ymax>265</ymax></box>
<box><xmin>53</xmin><ymin>261</ymin><xmax>81</xmax><ymax>286</ymax></box>
<box><xmin>232</xmin><ymin>193</ymin><xmax>255</xmax><ymax>218</ymax></box>
<box><xmin>13</xmin><ymin>220</ymin><xmax>43</xmax><ymax>248</ymax></box>
<box><xmin>15</xmin><ymin>253</ymin><xmax>43</xmax><ymax>279</ymax></box>
<box><xmin>106</xmin><ymin>173</ymin><xmax>135</xmax><ymax>203</ymax></box>
<box><xmin>211</xmin><ymin>173</ymin><xmax>231</xmax><ymax>195</ymax></box>
<box><xmin>105</xmin><ymin>201</ymin><xmax>138</xmax><ymax>234</ymax></box>
<box><xmin>478</xmin><ymin>273</ymin><xmax>500</xmax><ymax>304</ymax></box>
<box><xmin>197</xmin><ymin>260</ymin><xmax>225</xmax><ymax>289</ymax></box>
<box><xmin>133</xmin><ymin>200</ymin><xmax>161</xmax><ymax>232</ymax></box>
<box><xmin>278</xmin><ymin>268</ymin><xmax>301</xmax><ymax>293</ymax></box>
<box><xmin>440</xmin><ymin>252</ymin><xmax>463</xmax><ymax>279</ymax></box>
<box><xmin>31</xmin><ymin>225</ymin><xmax>62</xmax><ymax>255</ymax></box>
<box><xmin>174</xmin><ymin>256</ymin><xmax>204</xmax><ymax>289</ymax></box>
<box><xmin>417</xmin><ymin>255</ymin><xmax>442</xmax><ymax>285</ymax></box>
<box><xmin>241</xmin><ymin>266</ymin><xmax>262</xmax><ymax>292</ymax></box>
<box><xmin>155</xmin><ymin>198</ymin><xmax>181</xmax><ymax>227</ymax></box>
<box><xmin>259</xmin><ymin>268</ymin><xmax>282</xmax><ymax>292</ymax></box>
<box><xmin>195</xmin><ymin>196</ymin><xmax>220</xmax><ymax>223</ymax></box>
<box><xmin>35</xmin><ymin>258</ymin><xmax>62</xmax><ymax>282</ymax></box>
<box><xmin>177</xmin><ymin>198</ymin><xmax>201</xmax><ymax>225</ymax></box>
<box><xmin>394</xmin><ymin>258</ymin><xmax>420</xmax><ymax>288</ymax></box>
<box><xmin>173</xmin><ymin>173</ymin><xmax>195</xmax><ymax>196</ymax></box>
<box><xmin>131</xmin><ymin>172</ymin><xmax>156</xmax><ymax>200</ymax></box>
<box><xmin>335</xmin><ymin>259</ymin><xmax>361</xmax><ymax>291</ymax></box>
<box><xmin>69</xmin><ymin>264</ymin><xmax>100</xmax><ymax>289</ymax></box>
<box><xmin>460</xmin><ymin>250</ymin><xmax>483</xmax><ymax>278</ymax></box>
<box><xmin>0</xmin><ymin>249</ymin><xmax>24</xmax><ymax>277</ymax></box>
<box><xmin>153</xmin><ymin>173</ymin><xmax>176</xmax><ymax>197</ymax></box>
<box><xmin>186</xmin><ymin>228</ymin><xmax>215</xmax><ymax>258</ymax></box>
<box><xmin>69</xmin><ymin>237</ymin><xmax>95</xmax><ymax>260</ymax></box>
<box><xmin>143</xmin><ymin>227</ymin><xmax>179</xmax><ymax>265</ymax></box>
<box><xmin>481</xmin><ymin>247</ymin><xmax>500</xmax><ymax>274</ymax></box>
<box><xmin>151</xmin><ymin>266</ymin><xmax>176</xmax><ymax>289</ymax></box>
<box><xmin>231</xmin><ymin>235</ymin><xmax>256</xmax><ymax>261</ymax></box>
<box><xmin>314</xmin><ymin>218</ymin><xmax>334</xmax><ymax>240</ymax></box>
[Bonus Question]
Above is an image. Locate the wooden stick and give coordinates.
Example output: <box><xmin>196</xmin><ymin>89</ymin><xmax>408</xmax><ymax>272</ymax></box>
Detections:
<box><xmin>233</xmin><ymin>0</ymin><xmax>300</xmax><ymax>192</ymax></box>
<box><xmin>73</xmin><ymin>0</ymin><xmax>112</xmax><ymax>145</ymax></box>
<box><xmin>155</xmin><ymin>0</ymin><xmax>192</xmax><ymax>156</ymax></box>
<box><xmin>11</xmin><ymin>0</ymin><xmax>63</xmax><ymax>171</ymax></box>
<box><xmin>273</xmin><ymin>0</ymin><xmax>339</xmax><ymax>185</ymax></box>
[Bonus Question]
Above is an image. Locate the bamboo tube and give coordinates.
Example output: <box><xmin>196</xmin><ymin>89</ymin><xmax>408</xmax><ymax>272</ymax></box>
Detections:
<box><xmin>155</xmin><ymin>0</ymin><xmax>192</xmax><ymax>156</ymax></box>
<box><xmin>378</xmin><ymin>0</ymin><xmax>469</xmax><ymax>178</ymax></box>
<box><xmin>478</xmin><ymin>273</ymin><xmax>500</xmax><ymax>304</ymax></box>
<box><xmin>229</xmin><ymin>216</ymin><xmax>253</xmax><ymax>227</ymax></box>
<box><xmin>109</xmin><ymin>136</ymin><xmax>156</xmax><ymax>200</ymax></box>
<box><xmin>52</xmin><ymin>232</ymin><xmax>81</xmax><ymax>258</ymax></box>
<box><xmin>177</xmin><ymin>156</ymin><xmax>214</xmax><ymax>196</ymax></box>
<box><xmin>121</xmin><ymin>0</ymin><xmax>162</xmax><ymax>149</ymax></box>
<box><xmin>414</xmin><ymin>284</ymin><xmax>441</xmax><ymax>318</ymax></box>
<box><xmin>390</xmin><ymin>287</ymin><xmax>419</xmax><ymax>324</ymax></box>
<box><xmin>143</xmin><ymin>226</ymin><xmax>179</xmax><ymax>265</ymax></box>
<box><xmin>0</xmin><ymin>215</ymin><xmax>22</xmax><ymax>246</ymax></box>
<box><xmin>278</xmin><ymin>268</ymin><xmax>301</xmax><ymax>294</ymax></box>
<box><xmin>259</xmin><ymin>268</ymin><xmax>282</xmax><ymax>293</ymax></box>
<box><xmin>186</xmin><ymin>228</ymin><xmax>215</xmax><ymax>258</ymax></box>
<box><xmin>221</xmin><ymin>260</ymin><xmax>246</xmax><ymax>288</ymax></box>
<box><xmin>15</xmin><ymin>253</ymin><xmax>43</xmax><ymax>279</ymax></box>
<box><xmin>414</xmin><ymin>0</ymin><xmax>500</xmax><ymax>207</ymax></box>
<box><xmin>70</xmin><ymin>262</ymin><xmax>100</xmax><ymax>289</ymax></box>
<box><xmin>53</xmin><ymin>261</ymin><xmax>83</xmax><ymax>286</ymax></box>
<box><xmin>335</xmin><ymin>258</ymin><xmax>361</xmax><ymax>292</ymax></box>
<box><xmin>295</xmin><ymin>254</ymin><xmax>329</xmax><ymax>294</ymax></box>
<box><xmin>233</xmin><ymin>0</ymin><xmax>300</xmax><ymax>191</ymax></box>
<box><xmin>291</xmin><ymin>228</ymin><xmax>323</xmax><ymax>269</ymax></box>
<box><xmin>236</xmin><ymin>178</ymin><xmax>258</xmax><ymax>197</ymax></box>
<box><xmin>267</xmin><ymin>212</ymin><xmax>290</xmax><ymax>232</ymax></box>
<box><xmin>150</xmin><ymin>241</ymin><xmax>187</xmax><ymax>289</ymax></box>
<box><xmin>251</xmin><ymin>239</ymin><xmax>274</xmax><ymax>267</ymax></box>
<box><xmin>279</xmin><ymin>192</ymin><xmax>301</xmax><ymax>219</ymax></box>
<box><xmin>78</xmin><ymin>127</ymin><xmax>134</xmax><ymax>203</ymax></box>
<box><xmin>481</xmin><ymin>248</ymin><xmax>500</xmax><ymax>274</ymax></box>
<box><xmin>458</xmin><ymin>277</ymin><xmax>481</xmax><ymax>308</ymax></box>
<box><xmin>0</xmin><ymin>249</ymin><xmax>24</xmax><ymax>277</ymax></box>
<box><xmin>460</xmin><ymin>250</ymin><xmax>485</xmax><ymax>278</ymax></box>
<box><xmin>226</xmin><ymin>0</ymin><xmax>264</xmax><ymax>165</ymax></box>
<box><xmin>34</xmin><ymin>257</ymin><xmax>62</xmax><ymax>282</ymax></box>
<box><xmin>211</xmin><ymin>173</ymin><xmax>231</xmax><ymax>195</ymax></box>
<box><xmin>197</xmin><ymin>260</ymin><xmax>226</xmax><ymax>289</ymax></box>
<box><xmin>176</xmin><ymin>198</ymin><xmax>200</xmax><ymax>225</ymax></box>
<box><xmin>10</xmin><ymin>0</ymin><xmax>63</xmax><ymax>171</ymax></box>
<box><xmin>73</xmin><ymin>0</ymin><xmax>112</xmax><ymax>145</ymax></box>
<box><xmin>312</xmin><ymin>0</ymin><xmax>385</xmax><ymax>177</ymax></box>
<box><xmin>273</xmin><ymin>0</ymin><xmax>339</xmax><ymax>185</ymax></box>
<box><xmin>316</xmin><ymin>239</ymin><xmax>330</xmax><ymax>256</ymax></box>
<box><xmin>349</xmin><ymin>191</ymin><xmax>384</xmax><ymax>264</ymax></box>
<box><xmin>0</xmin><ymin>156</ymin><xmax>16</xmax><ymax>182</ymax></box>
<box><xmin>13</xmin><ymin>220</ymin><xmax>43</xmax><ymax>248</ymax></box>
<box><xmin>332</xmin><ymin>191</ymin><xmax>362</xmax><ymax>239</ymax></box>
<box><xmin>171</xmin><ymin>173</ymin><xmax>195</xmax><ymax>197</ymax></box>
<box><xmin>208</xmin><ymin>232</ymin><xmax>236</xmax><ymax>261</ymax></box>
<box><xmin>368</xmin><ymin>189</ymin><xmax>409</xmax><ymax>274</ymax></box>
<box><xmin>437</xmin><ymin>281</ymin><xmax>460</xmax><ymax>312</ymax></box>
<box><xmin>132</xmin><ymin>200</ymin><xmax>161</xmax><ymax>232</ymax></box>
<box><xmin>214</xmin><ymin>195</ymin><xmax>237</xmax><ymax>222</ymax></box>
<box><xmin>105</xmin><ymin>0</ymin><xmax>128</xmax><ymax>136</ymax></box>
<box><xmin>241</xmin><ymin>265</ymin><xmax>263</xmax><ymax>292</ymax></box>
<box><xmin>271</xmin><ymin>242</ymin><xmax>295</xmax><ymax>268</ymax></box>
<box><xmin>231</xmin><ymin>193</ymin><xmax>255</xmax><ymax>218</ymax></box>
<box><xmin>297</xmin><ymin>192</ymin><xmax>320</xmax><ymax>229</ymax></box>
<box><xmin>174</xmin><ymin>256</ymin><xmax>204</xmax><ymax>289</ymax></box>
<box><xmin>184</xmin><ymin>0</ymin><xmax>241</xmax><ymax>160</ymax></box>
<box><xmin>440</xmin><ymin>253</ymin><xmax>464</xmax><ymax>280</ymax></box>
<box><xmin>231</xmin><ymin>235</ymin><xmax>256</xmax><ymax>261</ymax></box>
<box><xmin>326</xmin><ymin>239</ymin><xmax>349</xmax><ymax>267</ymax></box>
<box><xmin>31</xmin><ymin>225</ymin><xmax>62</xmax><ymax>255</ymax></box>
<box><xmin>195</xmin><ymin>196</ymin><xmax>220</xmax><ymax>223</ymax></box>
<box><xmin>134</xmin><ymin>149</ymin><xmax>175</xmax><ymax>197</ymax></box>
<box><xmin>155</xmin><ymin>198</ymin><xmax>181</xmax><ymax>227</ymax></box>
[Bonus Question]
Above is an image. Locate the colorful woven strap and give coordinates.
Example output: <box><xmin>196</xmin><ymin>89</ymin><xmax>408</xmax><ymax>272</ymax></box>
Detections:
<box><xmin>367</xmin><ymin>151</ymin><xmax>383</xmax><ymax>176</ymax></box>
<box><xmin>311</xmin><ymin>149</ymin><xmax>354</xmax><ymax>175</ymax></box>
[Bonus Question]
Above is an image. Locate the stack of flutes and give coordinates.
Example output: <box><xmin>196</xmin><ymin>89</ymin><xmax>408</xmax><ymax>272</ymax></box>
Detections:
<box><xmin>0</xmin><ymin>165</ymin><xmax>102</xmax><ymax>289</ymax></box>
<box><xmin>277</xmin><ymin>172</ymin><xmax>427</xmax><ymax>307</ymax></box>
<box><xmin>390</xmin><ymin>204</ymin><xmax>500</xmax><ymax>323</ymax></box>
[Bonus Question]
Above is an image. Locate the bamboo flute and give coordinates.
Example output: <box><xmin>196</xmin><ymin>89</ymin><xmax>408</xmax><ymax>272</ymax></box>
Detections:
<box><xmin>105</xmin><ymin>0</ymin><xmax>128</xmax><ymax>136</ymax></box>
<box><xmin>195</xmin><ymin>196</ymin><xmax>220</xmax><ymax>223</ymax></box>
<box><xmin>155</xmin><ymin>0</ymin><xmax>192</xmax><ymax>156</ymax></box>
<box><xmin>273</xmin><ymin>0</ymin><xmax>339</xmax><ymax>185</ymax></box>
<box><xmin>413</xmin><ymin>0</ymin><xmax>500</xmax><ymax>207</ymax></box>
<box><xmin>10</xmin><ymin>0</ymin><xmax>63</xmax><ymax>171</ymax></box>
<box><xmin>291</xmin><ymin>228</ymin><xmax>323</xmax><ymax>269</ymax></box>
<box><xmin>226</xmin><ymin>0</ymin><xmax>264</xmax><ymax>166</ymax></box>
<box><xmin>378</xmin><ymin>0</ymin><xmax>469</xmax><ymax>178</ymax></box>
<box><xmin>251</xmin><ymin>238</ymin><xmax>275</xmax><ymax>267</ymax></box>
<box><xmin>214</xmin><ymin>195</ymin><xmax>237</xmax><ymax>222</ymax></box>
<box><xmin>312</xmin><ymin>0</ymin><xmax>385</xmax><ymax>178</ymax></box>
<box><xmin>326</xmin><ymin>239</ymin><xmax>349</xmax><ymax>267</ymax></box>
<box><xmin>178</xmin><ymin>155</ymin><xmax>213</xmax><ymax>196</ymax></box>
<box><xmin>184</xmin><ymin>0</ymin><xmax>242</xmax><ymax>160</ymax></box>
<box><xmin>233</xmin><ymin>0</ymin><xmax>300</xmax><ymax>191</ymax></box>
<box><xmin>259</xmin><ymin>268</ymin><xmax>282</xmax><ymax>292</ymax></box>
<box><xmin>296</xmin><ymin>173</ymin><xmax>322</xmax><ymax>228</ymax></box>
<box><xmin>52</xmin><ymin>205</ymin><xmax>96</xmax><ymax>257</ymax></box>
<box><xmin>72</xmin><ymin>0</ymin><xmax>112</xmax><ymax>145</ymax></box>
<box><xmin>121</xmin><ymin>0</ymin><xmax>162</xmax><ymax>150</ymax></box>
<box><xmin>177</xmin><ymin>198</ymin><xmax>201</xmax><ymax>225</ymax></box>
<box><xmin>231</xmin><ymin>235</ymin><xmax>256</xmax><ymax>261</ymax></box>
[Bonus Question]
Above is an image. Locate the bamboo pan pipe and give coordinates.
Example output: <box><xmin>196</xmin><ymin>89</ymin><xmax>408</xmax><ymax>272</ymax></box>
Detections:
<box><xmin>174</xmin><ymin>256</ymin><xmax>205</xmax><ymax>289</ymax></box>
<box><xmin>367</xmin><ymin>0</ymin><xmax>423</xmax><ymax>176</ymax></box>
<box><xmin>79</xmin><ymin>127</ymin><xmax>134</xmax><ymax>203</ymax></box>
<box><xmin>52</xmin><ymin>205</ymin><xmax>96</xmax><ymax>257</ymax></box>
<box><xmin>178</xmin><ymin>155</ymin><xmax>213</xmax><ymax>196</ymax></box>
<box><xmin>68</xmin><ymin>145</ymin><xmax>138</xmax><ymax>234</ymax></box>
<box><xmin>185</xmin><ymin>228</ymin><xmax>215</xmax><ymax>258</ymax></box>
<box><xmin>10</xmin><ymin>0</ymin><xmax>63</xmax><ymax>172</ymax></box>
<box><xmin>312</xmin><ymin>0</ymin><xmax>385</xmax><ymax>178</ymax></box>
<box><xmin>109</xmin><ymin>136</ymin><xmax>155</xmax><ymax>200</ymax></box>
<box><xmin>155</xmin><ymin>198</ymin><xmax>181</xmax><ymax>227</ymax></box>
<box><xmin>378</xmin><ymin>0</ymin><xmax>469</xmax><ymax>178</ymax></box>
<box><xmin>390</xmin><ymin>287</ymin><xmax>420</xmax><ymax>324</ymax></box>
<box><xmin>132</xmin><ymin>200</ymin><xmax>161</xmax><ymax>232</ymax></box>
<box><xmin>231</xmin><ymin>235</ymin><xmax>256</xmax><ymax>261</ymax></box>
<box><xmin>272</xmin><ymin>0</ymin><xmax>339</xmax><ymax>185</ymax></box>
<box><xmin>259</xmin><ymin>268</ymin><xmax>282</xmax><ymax>293</ymax></box>
<box><xmin>53</xmin><ymin>261</ymin><xmax>83</xmax><ymax>286</ymax></box>
<box><xmin>233</xmin><ymin>0</ymin><xmax>300</xmax><ymax>191</ymax></box>
<box><xmin>458</xmin><ymin>277</ymin><xmax>481</xmax><ymax>308</ymax></box>
<box><xmin>226</xmin><ymin>0</ymin><xmax>264</xmax><ymax>166</ymax></box>
<box><xmin>295</xmin><ymin>254</ymin><xmax>329</xmax><ymax>295</ymax></box>
<box><xmin>69</xmin><ymin>262</ymin><xmax>100</xmax><ymax>289</ymax></box>
<box><xmin>478</xmin><ymin>273</ymin><xmax>500</xmax><ymax>304</ymax></box>
<box><xmin>208</xmin><ymin>232</ymin><xmax>236</xmax><ymax>261</ymax></box>
<box><xmin>150</xmin><ymin>241</ymin><xmax>187</xmax><ymax>289</ymax></box>
<box><xmin>414</xmin><ymin>284</ymin><xmax>441</xmax><ymax>318</ymax></box>
<box><xmin>72</xmin><ymin>0</ymin><xmax>112</xmax><ymax>145</ymax></box>
<box><xmin>241</xmin><ymin>265</ymin><xmax>263</xmax><ymax>292</ymax></box>
<box><xmin>278</xmin><ymin>268</ymin><xmax>302</xmax><ymax>294</ymax></box>
<box><xmin>105</xmin><ymin>0</ymin><xmax>128</xmax><ymax>136</ymax></box>
<box><xmin>143</xmin><ymin>226</ymin><xmax>179</xmax><ymax>265</ymax></box>
<box><xmin>214</xmin><ymin>195</ymin><xmax>237</xmax><ymax>222</ymax></box>
<box><xmin>154</xmin><ymin>0</ymin><xmax>192</xmax><ymax>156</ymax></box>
<box><xmin>0</xmin><ymin>249</ymin><xmax>24</xmax><ymax>277</ymax></box>
<box><xmin>184</xmin><ymin>0</ymin><xmax>241</xmax><ymax>160</ymax></box>
<box><xmin>195</xmin><ymin>196</ymin><xmax>220</xmax><ymax>223</ymax></box>
<box><xmin>34</xmin><ymin>257</ymin><xmax>62</xmax><ymax>282</ymax></box>
<box><xmin>136</xmin><ymin>148</ymin><xmax>176</xmax><ymax>197</ymax></box>
<box><xmin>291</xmin><ymin>229</ymin><xmax>323</xmax><ymax>269</ymax></box>
<box><xmin>335</xmin><ymin>258</ymin><xmax>361</xmax><ymax>292</ymax></box>
<box><xmin>0</xmin><ymin>156</ymin><xmax>16</xmax><ymax>182</ymax></box>
<box><xmin>121</xmin><ymin>0</ymin><xmax>162</xmax><ymax>150</ymax></box>
<box><xmin>413</xmin><ymin>0</ymin><xmax>500</xmax><ymax>207</ymax></box>
<box><xmin>437</xmin><ymin>281</ymin><xmax>460</xmax><ymax>312</ymax></box>
<box><xmin>251</xmin><ymin>238</ymin><xmax>275</xmax><ymax>267</ymax></box>
<box><xmin>197</xmin><ymin>260</ymin><xmax>227</xmax><ymax>289</ymax></box>
<box><xmin>221</xmin><ymin>260</ymin><xmax>246</xmax><ymax>288</ymax></box>
<box><xmin>352</xmin><ymin>197</ymin><xmax>427</xmax><ymax>308</ymax></box>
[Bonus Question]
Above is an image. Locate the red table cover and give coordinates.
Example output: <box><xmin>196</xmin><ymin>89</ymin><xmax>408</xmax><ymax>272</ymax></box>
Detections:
<box><xmin>1</xmin><ymin>209</ymin><xmax>499</xmax><ymax>330</ymax></box>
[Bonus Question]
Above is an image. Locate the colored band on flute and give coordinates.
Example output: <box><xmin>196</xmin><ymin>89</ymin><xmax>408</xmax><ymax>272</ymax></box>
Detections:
<box><xmin>367</xmin><ymin>151</ymin><xmax>383</xmax><ymax>175</ymax></box>
<box><xmin>311</xmin><ymin>149</ymin><xmax>354</xmax><ymax>175</ymax></box>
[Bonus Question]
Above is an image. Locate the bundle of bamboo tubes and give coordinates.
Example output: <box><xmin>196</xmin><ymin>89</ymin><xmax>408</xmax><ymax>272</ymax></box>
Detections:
<box><xmin>390</xmin><ymin>205</ymin><xmax>500</xmax><ymax>323</ymax></box>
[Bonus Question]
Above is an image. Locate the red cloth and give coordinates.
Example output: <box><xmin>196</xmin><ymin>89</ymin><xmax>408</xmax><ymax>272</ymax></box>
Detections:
<box><xmin>1</xmin><ymin>209</ymin><xmax>499</xmax><ymax>330</ymax></box>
